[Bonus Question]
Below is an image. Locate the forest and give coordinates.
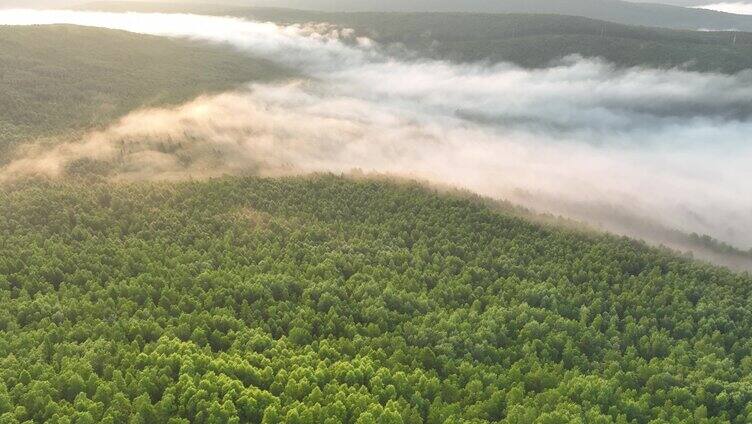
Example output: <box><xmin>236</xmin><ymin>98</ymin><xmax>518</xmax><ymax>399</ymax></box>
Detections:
<box><xmin>0</xmin><ymin>25</ymin><xmax>290</xmax><ymax>158</ymax></box>
<box><xmin>2</xmin><ymin>3</ymin><xmax>752</xmax><ymax>423</ymax></box>
<box><xmin>0</xmin><ymin>175</ymin><xmax>751</xmax><ymax>423</ymax></box>
<box><xmin>79</xmin><ymin>0</ymin><xmax>752</xmax><ymax>32</ymax></box>
<box><xmin>244</xmin><ymin>11</ymin><xmax>752</xmax><ymax>72</ymax></box>
<box><xmin>81</xmin><ymin>2</ymin><xmax>752</xmax><ymax>73</ymax></box>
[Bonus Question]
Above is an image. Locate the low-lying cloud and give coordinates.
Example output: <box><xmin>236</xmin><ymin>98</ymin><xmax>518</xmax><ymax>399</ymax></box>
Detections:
<box><xmin>696</xmin><ymin>3</ymin><xmax>752</xmax><ymax>15</ymax></box>
<box><xmin>1</xmin><ymin>10</ymin><xmax>751</xmax><ymax>261</ymax></box>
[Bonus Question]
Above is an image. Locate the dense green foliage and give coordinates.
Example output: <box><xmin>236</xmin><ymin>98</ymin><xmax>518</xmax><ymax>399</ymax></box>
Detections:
<box><xmin>81</xmin><ymin>3</ymin><xmax>752</xmax><ymax>73</ymax></box>
<box><xmin>0</xmin><ymin>175</ymin><xmax>751</xmax><ymax>423</ymax></box>
<box><xmin>0</xmin><ymin>25</ymin><xmax>290</xmax><ymax>156</ymax></box>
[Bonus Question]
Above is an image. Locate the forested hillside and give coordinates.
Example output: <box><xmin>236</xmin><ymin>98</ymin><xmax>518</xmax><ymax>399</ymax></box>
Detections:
<box><xmin>0</xmin><ymin>175</ymin><xmax>751</xmax><ymax>423</ymax></box>
<box><xmin>0</xmin><ymin>25</ymin><xmax>290</xmax><ymax>157</ymax></box>
<box><xmin>81</xmin><ymin>3</ymin><xmax>752</xmax><ymax>73</ymax></box>
<box><xmin>261</xmin><ymin>12</ymin><xmax>752</xmax><ymax>71</ymax></box>
<box><xmin>81</xmin><ymin>0</ymin><xmax>752</xmax><ymax>31</ymax></box>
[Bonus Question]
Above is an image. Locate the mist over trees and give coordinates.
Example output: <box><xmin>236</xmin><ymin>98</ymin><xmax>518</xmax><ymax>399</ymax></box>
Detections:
<box><xmin>0</xmin><ymin>24</ymin><xmax>290</xmax><ymax>159</ymax></box>
<box><xmin>1</xmin><ymin>1</ymin><xmax>752</xmax><ymax>423</ymax></box>
<box><xmin>79</xmin><ymin>2</ymin><xmax>752</xmax><ymax>73</ymax></box>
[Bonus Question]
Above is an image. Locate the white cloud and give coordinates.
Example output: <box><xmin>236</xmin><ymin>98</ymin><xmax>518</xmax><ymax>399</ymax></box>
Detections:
<box><xmin>695</xmin><ymin>2</ymin><xmax>752</xmax><ymax>15</ymax></box>
<box><xmin>1</xmin><ymin>9</ymin><xmax>752</xmax><ymax>254</ymax></box>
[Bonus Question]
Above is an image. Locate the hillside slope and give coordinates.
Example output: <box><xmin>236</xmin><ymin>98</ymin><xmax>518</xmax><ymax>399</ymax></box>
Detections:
<box><xmin>0</xmin><ymin>25</ymin><xmax>291</xmax><ymax>156</ymax></box>
<box><xmin>80</xmin><ymin>3</ymin><xmax>752</xmax><ymax>72</ymax></box>
<box><xmin>83</xmin><ymin>0</ymin><xmax>752</xmax><ymax>31</ymax></box>
<box><xmin>242</xmin><ymin>10</ymin><xmax>752</xmax><ymax>71</ymax></box>
<box><xmin>0</xmin><ymin>175</ymin><xmax>750</xmax><ymax>422</ymax></box>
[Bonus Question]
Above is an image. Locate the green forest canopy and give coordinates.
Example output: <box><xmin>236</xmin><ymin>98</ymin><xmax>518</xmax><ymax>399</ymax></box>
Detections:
<box><xmin>0</xmin><ymin>175</ymin><xmax>751</xmax><ymax>423</ymax></box>
<box><xmin>0</xmin><ymin>25</ymin><xmax>291</xmax><ymax>157</ymax></box>
<box><xmin>3</xmin><ymin>6</ymin><xmax>752</xmax><ymax>423</ymax></box>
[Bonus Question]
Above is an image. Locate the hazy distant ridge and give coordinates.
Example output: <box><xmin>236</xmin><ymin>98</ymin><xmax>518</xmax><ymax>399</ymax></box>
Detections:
<box><xmin>81</xmin><ymin>0</ymin><xmax>752</xmax><ymax>31</ymax></box>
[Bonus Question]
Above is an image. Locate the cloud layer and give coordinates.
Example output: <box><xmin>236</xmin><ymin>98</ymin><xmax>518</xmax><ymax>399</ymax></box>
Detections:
<box><xmin>696</xmin><ymin>2</ymin><xmax>752</xmax><ymax>15</ymax></box>
<box><xmin>1</xmin><ymin>9</ymin><xmax>751</xmax><ymax>255</ymax></box>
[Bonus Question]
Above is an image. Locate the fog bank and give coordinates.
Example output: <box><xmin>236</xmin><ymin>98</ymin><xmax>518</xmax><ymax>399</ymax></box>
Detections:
<box><xmin>1</xmin><ymin>9</ymin><xmax>751</xmax><ymax>258</ymax></box>
<box><xmin>696</xmin><ymin>3</ymin><xmax>752</xmax><ymax>14</ymax></box>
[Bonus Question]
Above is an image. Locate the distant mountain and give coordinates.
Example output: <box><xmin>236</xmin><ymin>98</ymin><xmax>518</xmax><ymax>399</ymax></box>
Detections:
<box><xmin>230</xmin><ymin>9</ymin><xmax>752</xmax><ymax>72</ymax></box>
<box><xmin>625</xmin><ymin>0</ymin><xmax>716</xmax><ymax>5</ymax></box>
<box><xmin>80</xmin><ymin>0</ymin><xmax>752</xmax><ymax>31</ymax></box>
<box><xmin>252</xmin><ymin>0</ymin><xmax>752</xmax><ymax>31</ymax></box>
<box><xmin>78</xmin><ymin>3</ymin><xmax>752</xmax><ymax>73</ymax></box>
